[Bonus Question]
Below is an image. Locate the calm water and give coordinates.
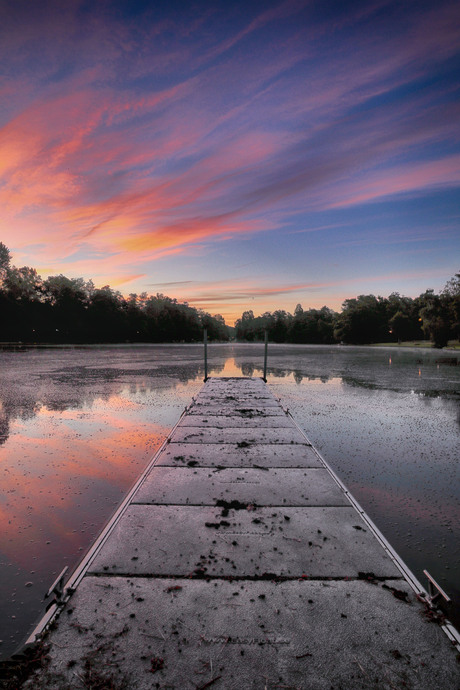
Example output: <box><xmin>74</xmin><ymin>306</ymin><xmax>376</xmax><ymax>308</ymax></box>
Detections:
<box><xmin>0</xmin><ymin>344</ymin><xmax>459</xmax><ymax>658</ymax></box>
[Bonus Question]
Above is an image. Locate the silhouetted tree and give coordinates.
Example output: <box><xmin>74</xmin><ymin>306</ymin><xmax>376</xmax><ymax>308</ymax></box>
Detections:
<box><xmin>235</xmin><ymin>310</ymin><xmax>256</xmax><ymax>340</ymax></box>
<box><xmin>3</xmin><ymin>266</ymin><xmax>43</xmax><ymax>301</ymax></box>
<box><xmin>42</xmin><ymin>275</ymin><xmax>89</xmax><ymax>341</ymax></box>
<box><xmin>419</xmin><ymin>290</ymin><xmax>451</xmax><ymax>348</ymax></box>
<box><xmin>1</xmin><ymin>266</ymin><xmax>44</xmax><ymax>341</ymax></box>
<box><xmin>125</xmin><ymin>293</ymin><xmax>148</xmax><ymax>341</ymax></box>
<box><xmin>201</xmin><ymin>312</ymin><xmax>229</xmax><ymax>341</ymax></box>
<box><xmin>388</xmin><ymin>311</ymin><xmax>411</xmax><ymax>341</ymax></box>
<box><xmin>290</xmin><ymin>306</ymin><xmax>335</xmax><ymax>344</ymax></box>
<box><xmin>386</xmin><ymin>293</ymin><xmax>423</xmax><ymax>340</ymax></box>
<box><xmin>0</xmin><ymin>242</ymin><xmax>456</xmax><ymax>347</ymax></box>
<box><xmin>87</xmin><ymin>287</ymin><xmax>128</xmax><ymax>342</ymax></box>
<box><xmin>442</xmin><ymin>272</ymin><xmax>460</xmax><ymax>341</ymax></box>
<box><xmin>334</xmin><ymin>295</ymin><xmax>388</xmax><ymax>344</ymax></box>
<box><xmin>0</xmin><ymin>242</ymin><xmax>11</xmax><ymax>283</ymax></box>
<box><xmin>270</xmin><ymin>310</ymin><xmax>291</xmax><ymax>342</ymax></box>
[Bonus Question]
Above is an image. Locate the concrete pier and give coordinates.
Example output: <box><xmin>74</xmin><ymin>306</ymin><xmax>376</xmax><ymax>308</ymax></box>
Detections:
<box><xmin>24</xmin><ymin>378</ymin><xmax>459</xmax><ymax>689</ymax></box>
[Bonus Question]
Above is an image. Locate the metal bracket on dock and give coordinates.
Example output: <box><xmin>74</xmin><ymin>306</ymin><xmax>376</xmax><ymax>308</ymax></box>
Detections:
<box><xmin>45</xmin><ymin>566</ymin><xmax>69</xmax><ymax>606</ymax></box>
<box><xmin>423</xmin><ymin>569</ymin><xmax>451</xmax><ymax>606</ymax></box>
<box><xmin>203</xmin><ymin>328</ymin><xmax>208</xmax><ymax>381</ymax></box>
<box><xmin>262</xmin><ymin>329</ymin><xmax>268</xmax><ymax>382</ymax></box>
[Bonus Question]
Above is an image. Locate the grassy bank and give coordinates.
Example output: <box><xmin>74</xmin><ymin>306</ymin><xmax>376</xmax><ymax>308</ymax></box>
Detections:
<box><xmin>370</xmin><ymin>340</ymin><xmax>460</xmax><ymax>350</ymax></box>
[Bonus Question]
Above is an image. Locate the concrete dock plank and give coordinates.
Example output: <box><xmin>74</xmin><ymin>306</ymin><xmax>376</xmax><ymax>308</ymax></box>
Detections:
<box><xmin>191</xmin><ymin>400</ymin><xmax>283</xmax><ymax>411</ymax></box>
<box><xmin>133</xmin><ymin>467</ymin><xmax>349</xmax><ymax>506</ymax></box>
<box><xmin>88</xmin><ymin>505</ymin><xmax>401</xmax><ymax>578</ymax></box>
<box><xmin>196</xmin><ymin>380</ymin><xmax>269</xmax><ymax>390</ymax></box>
<box><xmin>196</xmin><ymin>389</ymin><xmax>272</xmax><ymax>400</ymax></box>
<box><xmin>186</xmin><ymin>405</ymin><xmax>287</xmax><ymax>416</ymax></box>
<box><xmin>195</xmin><ymin>380</ymin><xmax>271</xmax><ymax>394</ymax></box>
<box><xmin>198</xmin><ymin>376</ymin><xmax>265</xmax><ymax>387</ymax></box>
<box><xmin>170</xmin><ymin>426</ymin><xmax>307</xmax><ymax>444</ymax></box>
<box><xmin>187</xmin><ymin>403</ymin><xmax>286</xmax><ymax>419</ymax></box>
<box><xmin>178</xmin><ymin>414</ymin><xmax>296</xmax><ymax>428</ymax></box>
<box><xmin>30</xmin><ymin>577</ymin><xmax>459</xmax><ymax>690</ymax></box>
<box><xmin>155</xmin><ymin>442</ymin><xmax>323</xmax><ymax>468</ymax></box>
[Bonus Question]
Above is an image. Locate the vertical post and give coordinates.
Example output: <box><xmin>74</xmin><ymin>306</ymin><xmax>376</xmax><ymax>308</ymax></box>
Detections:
<box><xmin>263</xmin><ymin>329</ymin><xmax>268</xmax><ymax>382</ymax></box>
<box><xmin>203</xmin><ymin>328</ymin><xmax>208</xmax><ymax>382</ymax></box>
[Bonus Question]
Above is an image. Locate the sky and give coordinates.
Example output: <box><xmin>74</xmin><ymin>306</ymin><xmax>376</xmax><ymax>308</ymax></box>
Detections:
<box><xmin>0</xmin><ymin>0</ymin><xmax>459</xmax><ymax>324</ymax></box>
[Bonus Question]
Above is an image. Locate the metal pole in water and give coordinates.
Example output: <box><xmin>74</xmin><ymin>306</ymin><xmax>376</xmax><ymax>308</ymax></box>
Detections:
<box><xmin>203</xmin><ymin>328</ymin><xmax>208</xmax><ymax>381</ymax></box>
<box><xmin>263</xmin><ymin>329</ymin><xmax>268</xmax><ymax>382</ymax></box>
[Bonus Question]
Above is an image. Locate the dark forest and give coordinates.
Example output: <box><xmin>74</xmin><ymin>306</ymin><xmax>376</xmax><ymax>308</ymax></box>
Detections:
<box><xmin>1</xmin><ymin>243</ymin><xmax>458</xmax><ymax>347</ymax></box>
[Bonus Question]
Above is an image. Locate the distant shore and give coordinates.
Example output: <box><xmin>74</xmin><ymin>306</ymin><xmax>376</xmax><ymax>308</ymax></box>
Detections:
<box><xmin>369</xmin><ymin>340</ymin><xmax>460</xmax><ymax>350</ymax></box>
<box><xmin>1</xmin><ymin>339</ymin><xmax>459</xmax><ymax>350</ymax></box>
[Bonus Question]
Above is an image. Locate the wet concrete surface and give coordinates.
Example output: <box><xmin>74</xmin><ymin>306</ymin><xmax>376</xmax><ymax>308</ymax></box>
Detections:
<box><xmin>88</xmin><ymin>505</ymin><xmax>399</xmax><ymax>578</ymax></box>
<box><xmin>172</xmin><ymin>426</ymin><xmax>307</xmax><ymax>444</ymax></box>
<box><xmin>134</xmin><ymin>467</ymin><xmax>349</xmax><ymax>505</ymax></box>
<box><xmin>23</xmin><ymin>577</ymin><xmax>459</xmax><ymax>690</ymax></box>
<box><xmin>156</xmin><ymin>442</ymin><xmax>323</xmax><ymax>468</ymax></box>
<box><xmin>177</xmin><ymin>414</ymin><xmax>294</xmax><ymax>427</ymax></box>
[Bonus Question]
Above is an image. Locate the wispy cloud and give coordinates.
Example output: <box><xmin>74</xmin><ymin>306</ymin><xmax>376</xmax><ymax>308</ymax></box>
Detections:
<box><xmin>0</xmin><ymin>0</ymin><xmax>458</xmax><ymax>316</ymax></box>
<box><xmin>149</xmin><ymin>280</ymin><xmax>196</xmax><ymax>288</ymax></box>
<box><xmin>166</xmin><ymin>268</ymin><xmax>452</xmax><ymax>306</ymax></box>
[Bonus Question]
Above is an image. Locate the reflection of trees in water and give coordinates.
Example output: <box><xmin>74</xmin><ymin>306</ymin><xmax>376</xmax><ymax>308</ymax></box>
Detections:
<box><xmin>0</xmin><ymin>396</ymin><xmax>42</xmax><ymax>446</ymax></box>
<box><xmin>241</xmin><ymin>363</ymin><xmax>255</xmax><ymax>377</ymax></box>
<box><xmin>209</xmin><ymin>363</ymin><xmax>225</xmax><ymax>375</ymax></box>
<box><xmin>341</xmin><ymin>376</ymin><xmax>460</xmax><ymax>415</ymax></box>
<box><xmin>0</xmin><ymin>414</ymin><xmax>9</xmax><ymax>446</ymax></box>
<box><xmin>341</xmin><ymin>377</ymin><xmax>379</xmax><ymax>391</ymax></box>
<box><xmin>0</xmin><ymin>359</ymin><xmax>220</xmax><ymax>445</ymax></box>
<box><xmin>237</xmin><ymin>362</ymin><xmax>332</xmax><ymax>385</ymax></box>
<box><xmin>1</xmin><ymin>347</ymin><xmax>458</xmax><ymax>447</ymax></box>
<box><xmin>420</xmin><ymin>392</ymin><xmax>460</xmax><ymax>426</ymax></box>
<box><xmin>293</xmin><ymin>371</ymin><xmax>303</xmax><ymax>384</ymax></box>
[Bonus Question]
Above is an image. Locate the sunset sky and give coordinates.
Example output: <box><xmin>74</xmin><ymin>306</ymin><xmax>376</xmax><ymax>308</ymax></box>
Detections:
<box><xmin>1</xmin><ymin>0</ymin><xmax>459</xmax><ymax>324</ymax></box>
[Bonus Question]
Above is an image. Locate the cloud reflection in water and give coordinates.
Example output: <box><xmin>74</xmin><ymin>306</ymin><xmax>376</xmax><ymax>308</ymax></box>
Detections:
<box><xmin>0</xmin><ymin>344</ymin><xmax>458</xmax><ymax>656</ymax></box>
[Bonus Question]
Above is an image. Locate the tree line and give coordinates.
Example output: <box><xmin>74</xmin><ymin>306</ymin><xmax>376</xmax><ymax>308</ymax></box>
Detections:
<box><xmin>1</xmin><ymin>242</ymin><xmax>458</xmax><ymax>347</ymax></box>
<box><xmin>0</xmin><ymin>243</ymin><xmax>229</xmax><ymax>343</ymax></box>
<box><xmin>235</xmin><ymin>274</ymin><xmax>460</xmax><ymax>348</ymax></box>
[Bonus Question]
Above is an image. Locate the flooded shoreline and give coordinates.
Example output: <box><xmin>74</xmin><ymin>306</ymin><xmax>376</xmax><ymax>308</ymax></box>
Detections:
<box><xmin>0</xmin><ymin>344</ymin><xmax>459</xmax><ymax>658</ymax></box>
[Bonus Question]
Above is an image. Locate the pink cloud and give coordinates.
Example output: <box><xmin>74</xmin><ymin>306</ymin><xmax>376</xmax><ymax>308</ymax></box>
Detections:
<box><xmin>329</xmin><ymin>155</ymin><xmax>460</xmax><ymax>209</ymax></box>
<box><xmin>0</xmin><ymin>420</ymin><xmax>166</xmax><ymax>567</ymax></box>
<box><xmin>0</xmin><ymin>0</ymin><xmax>458</xmax><ymax>308</ymax></box>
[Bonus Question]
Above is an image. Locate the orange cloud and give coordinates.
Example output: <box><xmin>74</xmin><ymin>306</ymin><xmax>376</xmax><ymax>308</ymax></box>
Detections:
<box><xmin>109</xmin><ymin>274</ymin><xmax>146</xmax><ymax>287</ymax></box>
<box><xmin>161</xmin><ymin>267</ymin><xmax>454</xmax><ymax>324</ymax></box>
<box><xmin>0</xmin><ymin>0</ymin><xmax>458</xmax><ymax>314</ymax></box>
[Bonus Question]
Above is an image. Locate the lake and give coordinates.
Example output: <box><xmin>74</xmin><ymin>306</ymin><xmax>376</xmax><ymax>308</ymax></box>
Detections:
<box><xmin>0</xmin><ymin>343</ymin><xmax>459</xmax><ymax>658</ymax></box>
